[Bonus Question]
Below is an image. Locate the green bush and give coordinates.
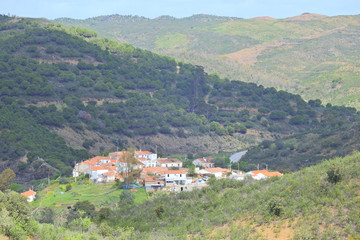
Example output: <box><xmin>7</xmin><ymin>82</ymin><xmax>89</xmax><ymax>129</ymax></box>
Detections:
<box><xmin>327</xmin><ymin>164</ymin><xmax>343</xmax><ymax>184</ymax></box>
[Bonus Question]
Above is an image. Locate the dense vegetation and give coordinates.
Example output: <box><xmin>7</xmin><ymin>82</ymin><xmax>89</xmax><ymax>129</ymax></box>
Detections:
<box><xmin>2</xmin><ymin>152</ymin><xmax>359</xmax><ymax>239</ymax></box>
<box><xmin>55</xmin><ymin>14</ymin><xmax>360</xmax><ymax>109</ymax></box>
<box><xmin>0</xmin><ymin>15</ymin><xmax>360</xmax><ymax>181</ymax></box>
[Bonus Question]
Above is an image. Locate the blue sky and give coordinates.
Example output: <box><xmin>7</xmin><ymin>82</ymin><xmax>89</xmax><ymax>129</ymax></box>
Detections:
<box><xmin>3</xmin><ymin>0</ymin><xmax>360</xmax><ymax>20</ymax></box>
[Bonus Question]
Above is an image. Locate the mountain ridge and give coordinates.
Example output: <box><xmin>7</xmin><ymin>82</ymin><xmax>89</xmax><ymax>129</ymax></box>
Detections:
<box><xmin>54</xmin><ymin>13</ymin><xmax>360</xmax><ymax>109</ymax></box>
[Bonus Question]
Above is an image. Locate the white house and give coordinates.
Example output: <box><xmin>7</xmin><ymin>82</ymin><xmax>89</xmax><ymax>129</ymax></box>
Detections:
<box><xmin>157</xmin><ymin>158</ymin><xmax>183</xmax><ymax>168</ymax></box>
<box><xmin>21</xmin><ymin>190</ymin><xmax>36</xmax><ymax>202</ymax></box>
<box><xmin>164</xmin><ymin>170</ymin><xmax>187</xmax><ymax>185</ymax></box>
<box><xmin>192</xmin><ymin>157</ymin><xmax>215</xmax><ymax>168</ymax></box>
<box><xmin>86</xmin><ymin>166</ymin><xmax>109</xmax><ymax>180</ymax></box>
<box><xmin>101</xmin><ymin>171</ymin><xmax>116</xmax><ymax>182</ymax></box>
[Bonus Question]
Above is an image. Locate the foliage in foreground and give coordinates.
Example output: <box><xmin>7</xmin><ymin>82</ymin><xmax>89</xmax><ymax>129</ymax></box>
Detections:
<box><xmin>1</xmin><ymin>152</ymin><xmax>359</xmax><ymax>239</ymax></box>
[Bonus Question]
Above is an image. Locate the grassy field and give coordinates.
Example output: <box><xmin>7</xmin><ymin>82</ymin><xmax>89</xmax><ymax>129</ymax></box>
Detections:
<box><xmin>32</xmin><ymin>182</ymin><xmax>148</xmax><ymax>208</ymax></box>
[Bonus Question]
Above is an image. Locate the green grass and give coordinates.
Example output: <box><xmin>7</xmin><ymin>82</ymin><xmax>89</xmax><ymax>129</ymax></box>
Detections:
<box><xmin>32</xmin><ymin>182</ymin><xmax>148</xmax><ymax>208</ymax></box>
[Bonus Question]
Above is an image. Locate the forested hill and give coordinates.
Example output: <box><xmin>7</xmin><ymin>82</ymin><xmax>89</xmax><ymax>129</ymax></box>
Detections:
<box><xmin>0</xmin><ymin>15</ymin><xmax>359</xmax><ymax>181</ymax></box>
<box><xmin>55</xmin><ymin>13</ymin><xmax>360</xmax><ymax>109</ymax></box>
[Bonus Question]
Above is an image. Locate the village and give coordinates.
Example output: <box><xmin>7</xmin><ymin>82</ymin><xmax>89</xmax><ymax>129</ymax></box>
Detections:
<box><xmin>19</xmin><ymin>150</ymin><xmax>284</xmax><ymax>203</ymax></box>
<box><xmin>70</xmin><ymin>150</ymin><xmax>283</xmax><ymax>194</ymax></box>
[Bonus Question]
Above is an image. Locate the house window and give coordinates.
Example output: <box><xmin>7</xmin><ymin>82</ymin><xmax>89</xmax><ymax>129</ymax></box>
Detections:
<box><xmin>180</xmin><ymin>174</ymin><xmax>182</xmax><ymax>177</ymax></box>
<box><xmin>168</xmin><ymin>174</ymin><xmax>169</xmax><ymax>177</ymax></box>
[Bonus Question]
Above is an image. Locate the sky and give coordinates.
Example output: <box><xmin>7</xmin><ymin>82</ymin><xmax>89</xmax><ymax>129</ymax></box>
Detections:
<box><xmin>2</xmin><ymin>0</ymin><xmax>360</xmax><ymax>20</ymax></box>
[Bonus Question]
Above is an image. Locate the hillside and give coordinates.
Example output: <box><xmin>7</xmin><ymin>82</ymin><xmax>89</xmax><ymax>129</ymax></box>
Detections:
<box><xmin>103</xmin><ymin>151</ymin><xmax>360</xmax><ymax>239</ymax></box>
<box><xmin>55</xmin><ymin>13</ymin><xmax>360</xmax><ymax>109</ymax></box>
<box><xmin>0</xmin><ymin>15</ymin><xmax>359</xmax><ymax>182</ymax></box>
<box><xmin>3</xmin><ymin>151</ymin><xmax>359</xmax><ymax>239</ymax></box>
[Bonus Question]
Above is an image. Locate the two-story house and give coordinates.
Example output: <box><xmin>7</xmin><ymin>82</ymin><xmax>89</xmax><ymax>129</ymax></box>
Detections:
<box><xmin>164</xmin><ymin>170</ymin><xmax>187</xmax><ymax>186</ymax></box>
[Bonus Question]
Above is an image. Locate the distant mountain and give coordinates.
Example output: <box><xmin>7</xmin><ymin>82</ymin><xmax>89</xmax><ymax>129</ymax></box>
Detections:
<box><xmin>0</xmin><ymin>15</ymin><xmax>359</xmax><ymax>182</ymax></box>
<box><xmin>55</xmin><ymin>13</ymin><xmax>360</xmax><ymax>109</ymax></box>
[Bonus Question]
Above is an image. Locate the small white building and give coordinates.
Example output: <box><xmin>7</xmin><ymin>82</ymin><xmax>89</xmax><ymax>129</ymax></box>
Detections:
<box><xmin>21</xmin><ymin>190</ymin><xmax>36</xmax><ymax>202</ymax></box>
<box><xmin>157</xmin><ymin>158</ymin><xmax>183</xmax><ymax>168</ymax></box>
<box><xmin>192</xmin><ymin>157</ymin><xmax>215</xmax><ymax>168</ymax></box>
<box><xmin>86</xmin><ymin>166</ymin><xmax>109</xmax><ymax>180</ymax></box>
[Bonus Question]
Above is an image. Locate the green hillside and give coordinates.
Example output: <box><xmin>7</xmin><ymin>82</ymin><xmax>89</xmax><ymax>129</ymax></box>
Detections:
<box><xmin>2</xmin><ymin>151</ymin><xmax>360</xmax><ymax>239</ymax></box>
<box><xmin>0</xmin><ymin>15</ymin><xmax>360</xmax><ymax>182</ymax></box>
<box><xmin>55</xmin><ymin>13</ymin><xmax>360</xmax><ymax>109</ymax></box>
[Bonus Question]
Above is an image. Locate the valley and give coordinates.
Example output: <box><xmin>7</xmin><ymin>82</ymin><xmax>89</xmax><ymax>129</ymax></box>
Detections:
<box><xmin>0</xmin><ymin>10</ymin><xmax>359</xmax><ymax>239</ymax></box>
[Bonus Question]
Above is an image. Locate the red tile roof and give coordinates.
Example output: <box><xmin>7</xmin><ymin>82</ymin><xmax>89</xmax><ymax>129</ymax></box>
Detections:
<box><xmin>250</xmin><ymin>170</ymin><xmax>283</xmax><ymax>177</ymax></box>
<box><xmin>165</xmin><ymin>170</ymin><xmax>186</xmax><ymax>174</ymax></box>
<box><xmin>21</xmin><ymin>190</ymin><xmax>36</xmax><ymax>197</ymax></box>
<box><xmin>115</xmin><ymin>173</ymin><xmax>123</xmax><ymax>179</ymax></box>
<box><xmin>136</xmin><ymin>151</ymin><xmax>152</xmax><ymax>155</ymax></box>
<box><xmin>204</xmin><ymin>167</ymin><xmax>230</xmax><ymax>173</ymax></box>
<box><xmin>102</xmin><ymin>171</ymin><xmax>115</xmax><ymax>177</ymax></box>
<box><xmin>142</xmin><ymin>167</ymin><xmax>167</xmax><ymax>174</ymax></box>
<box><xmin>91</xmin><ymin>166</ymin><xmax>104</xmax><ymax>171</ymax></box>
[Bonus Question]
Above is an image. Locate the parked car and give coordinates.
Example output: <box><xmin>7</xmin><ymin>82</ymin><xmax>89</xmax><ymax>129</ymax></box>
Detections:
<box><xmin>203</xmin><ymin>176</ymin><xmax>209</xmax><ymax>181</ymax></box>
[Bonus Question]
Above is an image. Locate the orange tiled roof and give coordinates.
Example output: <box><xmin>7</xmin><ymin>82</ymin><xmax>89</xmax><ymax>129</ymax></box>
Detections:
<box><xmin>91</xmin><ymin>166</ymin><xmax>104</xmax><ymax>171</ymax></box>
<box><xmin>144</xmin><ymin>176</ymin><xmax>156</xmax><ymax>181</ymax></box>
<box><xmin>204</xmin><ymin>167</ymin><xmax>230</xmax><ymax>173</ymax></box>
<box><xmin>102</xmin><ymin>171</ymin><xmax>115</xmax><ymax>177</ymax></box>
<box><xmin>136</xmin><ymin>151</ymin><xmax>152</xmax><ymax>155</ymax></box>
<box><xmin>21</xmin><ymin>190</ymin><xmax>36</xmax><ymax>197</ymax></box>
<box><xmin>165</xmin><ymin>170</ymin><xmax>186</xmax><ymax>174</ymax></box>
<box><xmin>250</xmin><ymin>170</ymin><xmax>283</xmax><ymax>177</ymax></box>
<box><xmin>115</xmin><ymin>173</ymin><xmax>123</xmax><ymax>179</ymax></box>
<box><xmin>142</xmin><ymin>167</ymin><xmax>167</xmax><ymax>174</ymax></box>
<box><xmin>196</xmin><ymin>157</ymin><xmax>215</xmax><ymax>163</ymax></box>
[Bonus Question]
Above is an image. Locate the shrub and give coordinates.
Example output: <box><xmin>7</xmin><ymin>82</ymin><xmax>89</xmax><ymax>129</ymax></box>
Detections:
<box><xmin>66</xmin><ymin>184</ymin><xmax>72</xmax><ymax>192</ymax></box>
<box><xmin>327</xmin><ymin>164</ymin><xmax>342</xmax><ymax>184</ymax></box>
<box><xmin>59</xmin><ymin>177</ymin><xmax>70</xmax><ymax>185</ymax></box>
<box><xmin>155</xmin><ymin>205</ymin><xmax>164</xmax><ymax>219</ymax></box>
<box><xmin>119</xmin><ymin>191</ymin><xmax>135</xmax><ymax>205</ymax></box>
<box><xmin>267</xmin><ymin>197</ymin><xmax>284</xmax><ymax>216</ymax></box>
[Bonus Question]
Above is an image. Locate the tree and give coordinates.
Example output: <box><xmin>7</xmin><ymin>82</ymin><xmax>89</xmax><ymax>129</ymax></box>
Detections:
<box><xmin>73</xmin><ymin>200</ymin><xmax>97</xmax><ymax>219</ymax></box>
<box><xmin>327</xmin><ymin>164</ymin><xmax>342</xmax><ymax>184</ymax></box>
<box><xmin>72</xmin><ymin>214</ymin><xmax>92</xmax><ymax>233</ymax></box>
<box><xmin>0</xmin><ymin>168</ymin><xmax>16</xmax><ymax>192</ymax></box>
<box><xmin>119</xmin><ymin>190</ymin><xmax>135</xmax><ymax>205</ymax></box>
<box><xmin>121</xmin><ymin>148</ymin><xmax>139</xmax><ymax>188</ymax></box>
<box><xmin>36</xmin><ymin>207</ymin><xmax>55</xmax><ymax>224</ymax></box>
